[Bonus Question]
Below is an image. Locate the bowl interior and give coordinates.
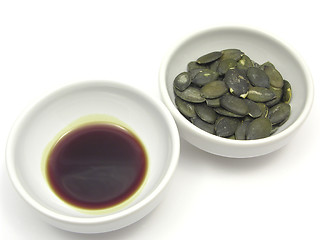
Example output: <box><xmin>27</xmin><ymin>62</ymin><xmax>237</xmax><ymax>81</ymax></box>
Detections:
<box><xmin>8</xmin><ymin>81</ymin><xmax>177</xmax><ymax>218</ymax></box>
<box><xmin>163</xmin><ymin>26</ymin><xmax>310</xmax><ymax>134</ymax></box>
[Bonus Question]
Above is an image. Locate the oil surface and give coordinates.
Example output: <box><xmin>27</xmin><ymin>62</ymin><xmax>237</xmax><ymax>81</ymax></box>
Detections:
<box><xmin>46</xmin><ymin>123</ymin><xmax>147</xmax><ymax>210</ymax></box>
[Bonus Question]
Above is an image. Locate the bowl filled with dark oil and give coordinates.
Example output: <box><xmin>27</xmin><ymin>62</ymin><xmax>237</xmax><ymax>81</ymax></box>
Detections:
<box><xmin>6</xmin><ymin>80</ymin><xmax>180</xmax><ymax>233</ymax></box>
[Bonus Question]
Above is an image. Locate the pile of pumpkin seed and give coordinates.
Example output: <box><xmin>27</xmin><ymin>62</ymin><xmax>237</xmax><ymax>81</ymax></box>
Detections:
<box><xmin>173</xmin><ymin>49</ymin><xmax>292</xmax><ymax>140</ymax></box>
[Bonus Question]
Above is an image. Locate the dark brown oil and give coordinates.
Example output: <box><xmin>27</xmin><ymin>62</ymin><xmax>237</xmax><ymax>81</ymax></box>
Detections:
<box><xmin>46</xmin><ymin>123</ymin><xmax>147</xmax><ymax>210</ymax></box>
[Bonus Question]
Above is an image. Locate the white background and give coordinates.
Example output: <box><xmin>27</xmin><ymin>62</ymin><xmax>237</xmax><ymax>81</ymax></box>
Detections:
<box><xmin>1</xmin><ymin>0</ymin><xmax>320</xmax><ymax>239</ymax></box>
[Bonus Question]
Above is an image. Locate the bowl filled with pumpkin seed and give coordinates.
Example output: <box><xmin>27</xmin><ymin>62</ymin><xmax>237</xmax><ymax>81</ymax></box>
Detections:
<box><xmin>159</xmin><ymin>26</ymin><xmax>314</xmax><ymax>158</ymax></box>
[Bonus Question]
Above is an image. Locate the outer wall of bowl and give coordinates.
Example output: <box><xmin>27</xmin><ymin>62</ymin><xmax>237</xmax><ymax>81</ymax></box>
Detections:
<box><xmin>35</xmin><ymin>188</ymin><xmax>166</xmax><ymax>233</ymax></box>
<box><xmin>159</xmin><ymin>25</ymin><xmax>314</xmax><ymax>158</ymax></box>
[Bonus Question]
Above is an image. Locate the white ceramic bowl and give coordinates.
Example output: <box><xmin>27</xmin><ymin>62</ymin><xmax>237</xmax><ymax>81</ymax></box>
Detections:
<box><xmin>6</xmin><ymin>80</ymin><xmax>180</xmax><ymax>233</ymax></box>
<box><xmin>159</xmin><ymin>26</ymin><xmax>314</xmax><ymax>158</ymax></box>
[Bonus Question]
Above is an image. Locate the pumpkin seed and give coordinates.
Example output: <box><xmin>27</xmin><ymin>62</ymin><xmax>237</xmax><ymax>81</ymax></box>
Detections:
<box><xmin>218</xmin><ymin>59</ymin><xmax>237</xmax><ymax>75</ymax></box>
<box><xmin>243</xmin><ymin>116</ymin><xmax>254</xmax><ymax>122</ymax></box>
<box><xmin>276</xmin><ymin>115</ymin><xmax>289</xmax><ymax>127</ymax></box>
<box><xmin>215</xmin><ymin>117</ymin><xmax>240</xmax><ymax>137</ymax></box>
<box><xmin>192</xmin><ymin>69</ymin><xmax>219</xmax><ymax>86</ymax></box>
<box><xmin>264</xmin><ymin>65</ymin><xmax>284</xmax><ymax>88</ymax></box>
<box><xmin>282</xmin><ymin>80</ymin><xmax>292</xmax><ymax>103</ymax></box>
<box><xmin>187</xmin><ymin>61</ymin><xmax>207</xmax><ymax>71</ymax></box>
<box><xmin>200</xmin><ymin>81</ymin><xmax>228</xmax><ymax>99</ymax></box>
<box><xmin>256</xmin><ymin>103</ymin><xmax>269</xmax><ymax>118</ymax></box>
<box><xmin>174</xmin><ymin>86</ymin><xmax>205</xmax><ymax>103</ymax></box>
<box><xmin>214</xmin><ymin>107</ymin><xmax>244</xmax><ymax>118</ymax></box>
<box><xmin>260</xmin><ymin>61</ymin><xmax>275</xmax><ymax>70</ymax></box>
<box><xmin>195</xmin><ymin>103</ymin><xmax>217</xmax><ymax>123</ymax></box>
<box><xmin>235</xmin><ymin>119</ymin><xmax>251</xmax><ymax>140</ymax></box>
<box><xmin>247</xmin><ymin>86</ymin><xmax>276</xmax><ymax>102</ymax></box>
<box><xmin>268</xmin><ymin>102</ymin><xmax>291</xmax><ymax>125</ymax></box>
<box><xmin>266</xmin><ymin>86</ymin><xmax>283</xmax><ymax>107</ymax></box>
<box><xmin>237</xmin><ymin>55</ymin><xmax>253</xmax><ymax>70</ymax></box>
<box><xmin>227</xmin><ymin>135</ymin><xmax>236</xmax><ymax>140</ymax></box>
<box><xmin>243</xmin><ymin>99</ymin><xmax>262</xmax><ymax>118</ymax></box>
<box><xmin>246</xmin><ymin>117</ymin><xmax>272</xmax><ymax>140</ymax></box>
<box><xmin>220</xmin><ymin>94</ymin><xmax>249</xmax><ymax>116</ymax></box>
<box><xmin>189</xmin><ymin>68</ymin><xmax>205</xmax><ymax>79</ymax></box>
<box><xmin>247</xmin><ymin>67</ymin><xmax>270</xmax><ymax>88</ymax></box>
<box><xmin>271</xmin><ymin>115</ymin><xmax>289</xmax><ymax>131</ymax></box>
<box><xmin>175</xmin><ymin>96</ymin><xmax>196</xmax><ymax>118</ymax></box>
<box><xmin>173</xmin><ymin>72</ymin><xmax>191</xmax><ymax>91</ymax></box>
<box><xmin>206</xmin><ymin>98</ymin><xmax>221</xmax><ymax>107</ymax></box>
<box><xmin>208</xmin><ymin>60</ymin><xmax>220</xmax><ymax>72</ymax></box>
<box><xmin>197</xmin><ymin>51</ymin><xmax>222</xmax><ymax>64</ymax></box>
<box><xmin>220</xmin><ymin>49</ymin><xmax>244</xmax><ymax>61</ymax></box>
<box><xmin>224</xmin><ymin>68</ymin><xmax>249</xmax><ymax>98</ymax></box>
<box><xmin>191</xmin><ymin>117</ymin><xmax>215</xmax><ymax>134</ymax></box>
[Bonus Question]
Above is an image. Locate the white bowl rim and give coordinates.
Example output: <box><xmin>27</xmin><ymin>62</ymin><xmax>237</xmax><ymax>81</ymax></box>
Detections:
<box><xmin>6</xmin><ymin>80</ymin><xmax>180</xmax><ymax>224</ymax></box>
<box><xmin>159</xmin><ymin>25</ymin><xmax>314</xmax><ymax>148</ymax></box>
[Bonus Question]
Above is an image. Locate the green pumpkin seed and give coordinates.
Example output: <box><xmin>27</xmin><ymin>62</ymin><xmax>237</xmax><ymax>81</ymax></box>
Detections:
<box><xmin>191</xmin><ymin>117</ymin><xmax>215</xmax><ymax>134</ymax></box>
<box><xmin>208</xmin><ymin>60</ymin><xmax>220</xmax><ymax>72</ymax></box>
<box><xmin>173</xmin><ymin>72</ymin><xmax>191</xmax><ymax>91</ymax></box>
<box><xmin>175</xmin><ymin>96</ymin><xmax>196</xmax><ymax>118</ymax></box>
<box><xmin>227</xmin><ymin>135</ymin><xmax>236</xmax><ymax>140</ymax></box>
<box><xmin>268</xmin><ymin>102</ymin><xmax>291</xmax><ymax>125</ymax></box>
<box><xmin>214</xmin><ymin>107</ymin><xmax>244</xmax><ymax>118</ymax></box>
<box><xmin>260</xmin><ymin>61</ymin><xmax>275</xmax><ymax>70</ymax></box>
<box><xmin>246</xmin><ymin>117</ymin><xmax>272</xmax><ymax>140</ymax></box>
<box><xmin>243</xmin><ymin>116</ymin><xmax>254</xmax><ymax>122</ymax></box>
<box><xmin>235</xmin><ymin>119</ymin><xmax>251</xmax><ymax>140</ymax></box>
<box><xmin>271</xmin><ymin>115</ymin><xmax>289</xmax><ymax>131</ymax></box>
<box><xmin>218</xmin><ymin>59</ymin><xmax>237</xmax><ymax>75</ymax></box>
<box><xmin>215</xmin><ymin>117</ymin><xmax>240</xmax><ymax>137</ymax></box>
<box><xmin>282</xmin><ymin>80</ymin><xmax>292</xmax><ymax>103</ymax></box>
<box><xmin>192</xmin><ymin>69</ymin><xmax>219</xmax><ymax>86</ymax></box>
<box><xmin>220</xmin><ymin>94</ymin><xmax>249</xmax><ymax>116</ymax></box>
<box><xmin>247</xmin><ymin>67</ymin><xmax>270</xmax><ymax>88</ymax></box>
<box><xmin>256</xmin><ymin>103</ymin><xmax>269</xmax><ymax>118</ymax></box>
<box><xmin>276</xmin><ymin>115</ymin><xmax>289</xmax><ymax>127</ymax></box>
<box><xmin>266</xmin><ymin>86</ymin><xmax>283</xmax><ymax>107</ymax></box>
<box><xmin>200</xmin><ymin>81</ymin><xmax>228</xmax><ymax>99</ymax></box>
<box><xmin>189</xmin><ymin>68</ymin><xmax>205</xmax><ymax>79</ymax></box>
<box><xmin>195</xmin><ymin>103</ymin><xmax>217</xmax><ymax>123</ymax></box>
<box><xmin>264</xmin><ymin>65</ymin><xmax>284</xmax><ymax>88</ymax></box>
<box><xmin>237</xmin><ymin>55</ymin><xmax>253</xmax><ymax>70</ymax></box>
<box><xmin>187</xmin><ymin>61</ymin><xmax>207</xmax><ymax>72</ymax></box>
<box><xmin>243</xmin><ymin>99</ymin><xmax>262</xmax><ymax>118</ymax></box>
<box><xmin>247</xmin><ymin>86</ymin><xmax>276</xmax><ymax>102</ymax></box>
<box><xmin>174</xmin><ymin>86</ymin><xmax>205</xmax><ymax>103</ymax></box>
<box><xmin>224</xmin><ymin>68</ymin><xmax>249</xmax><ymax>98</ymax></box>
<box><xmin>220</xmin><ymin>49</ymin><xmax>244</xmax><ymax>61</ymax></box>
<box><xmin>197</xmin><ymin>51</ymin><xmax>222</xmax><ymax>64</ymax></box>
<box><xmin>206</xmin><ymin>98</ymin><xmax>221</xmax><ymax>107</ymax></box>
